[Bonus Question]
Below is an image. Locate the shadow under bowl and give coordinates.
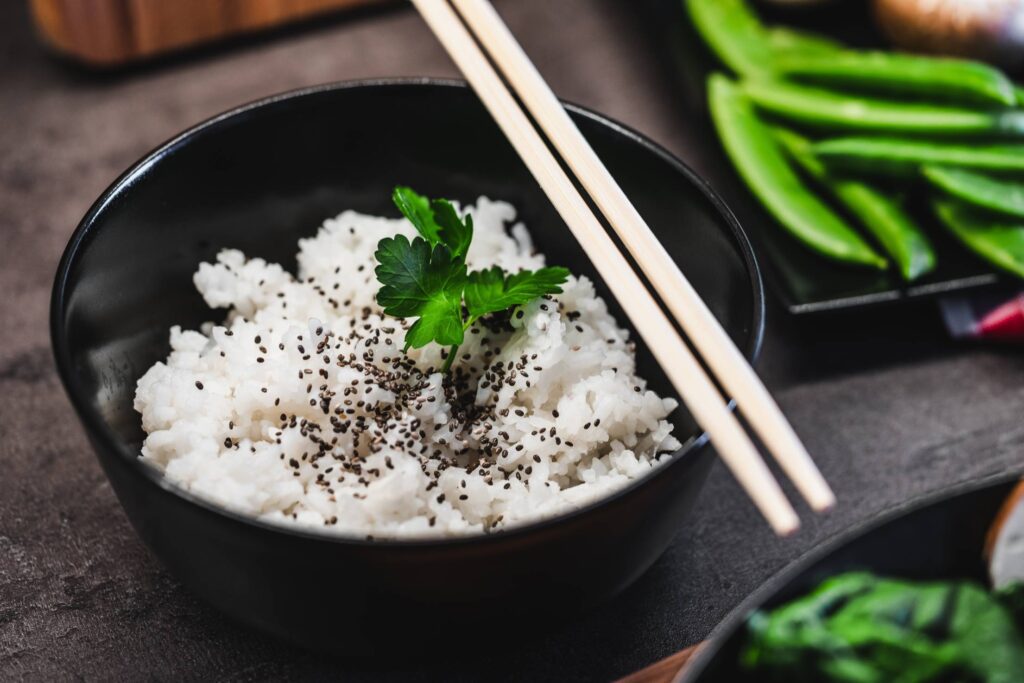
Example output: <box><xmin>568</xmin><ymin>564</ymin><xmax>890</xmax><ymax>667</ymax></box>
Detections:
<box><xmin>51</xmin><ymin>79</ymin><xmax>764</xmax><ymax>653</ymax></box>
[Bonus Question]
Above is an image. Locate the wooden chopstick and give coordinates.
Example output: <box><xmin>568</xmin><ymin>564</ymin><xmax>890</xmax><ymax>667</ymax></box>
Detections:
<box><xmin>449</xmin><ymin>0</ymin><xmax>835</xmax><ymax>513</ymax></box>
<box><xmin>409</xmin><ymin>0</ymin><xmax>800</xmax><ymax>534</ymax></box>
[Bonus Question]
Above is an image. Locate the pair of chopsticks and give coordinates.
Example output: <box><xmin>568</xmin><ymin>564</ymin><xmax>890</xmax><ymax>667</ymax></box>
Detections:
<box><xmin>410</xmin><ymin>0</ymin><xmax>835</xmax><ymax>534</ymax></box>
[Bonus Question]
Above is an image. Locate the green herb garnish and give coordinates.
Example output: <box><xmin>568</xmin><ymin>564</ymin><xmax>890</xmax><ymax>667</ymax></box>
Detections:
<box><xmin>375</xmin><ymin>187</ymin><xmax>569</xmax><ymax>372</ymax></box>
<box><xmin>742</xmin><ymin>571</ymin><xmax>1024</xmax><ymax>682</ymax></box>
<box><xmin>997</xmin><ymin>582</ymin><xmax>1024</xmax><ymax>632</ymax></box>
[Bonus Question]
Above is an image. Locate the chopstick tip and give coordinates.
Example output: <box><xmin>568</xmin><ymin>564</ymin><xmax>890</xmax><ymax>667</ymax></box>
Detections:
<box><xmin>811</xmin><ymin>489</ymin><xmax>837</xmax><ymax>513</ymax></box>
<box><xmin>770</xmin><ymin>511</ymin><xmax>801</xmax><ymax>537</ymax></box>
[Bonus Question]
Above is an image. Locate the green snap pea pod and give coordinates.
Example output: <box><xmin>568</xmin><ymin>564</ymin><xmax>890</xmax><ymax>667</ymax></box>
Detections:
<box><xmin>923</xmin><ymin>166</ymin><xmax>1024</xmax><ymax>219</ymax></box>
<box><xmin>814</xmin><ymin>138</ymin><xmax>1024</xmax><ymax>177</ymax></box>
<box><xmin>765</xmin><ymin>27</ymin><xmax>843</xmax><ymax>57</ymax></box>
<box><xmin>773</xmin><ymin>51</ymin><xmax>1017</xmax><ymax>106</ymax></box>
<box><xmin>933</xmin><ymin>199</ymin><xmax>1024</xmax><ymax>278</ymax></box>
<box><xmin>775</xmin><ymin>128</ymin><xmax>936</xmax><ymax>280</ymax></box>
<box><xmin>708</xmin><ymin>74</ymin><xmax>887</xmax><ymax>269</ymax></box>
<box><xmin>686</xmin><ymin>0</ymin><xmax>773</xmax><ymax>79</ymax></box>
<box><xmin>741</xmin><ymin>79</ymin><xmax>1024</xmax><ymax>136</ymax></box>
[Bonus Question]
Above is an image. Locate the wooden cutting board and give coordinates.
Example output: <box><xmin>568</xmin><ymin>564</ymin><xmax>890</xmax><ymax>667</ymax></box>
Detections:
<box><xmin>29</xmin><ymin>0</ymin><xmax>386</xmax><ymax>66</ymax></box>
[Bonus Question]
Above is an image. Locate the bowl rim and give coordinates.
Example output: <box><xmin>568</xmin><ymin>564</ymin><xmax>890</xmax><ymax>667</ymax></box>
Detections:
<box><xmin>50</xmin><ymin>77</ymin><xmax>765</xmax><ymax>548</ymax></box>
<box><xmin>677</xmin><ymin>470</ymin><xmax>1024</xmax><ymax>682</ymax></box>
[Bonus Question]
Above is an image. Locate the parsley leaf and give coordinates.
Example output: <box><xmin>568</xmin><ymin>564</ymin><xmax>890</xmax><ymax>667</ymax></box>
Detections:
<box><xmin>392</xmin><ymin>186</ymin><xmax>473</xmax><ymax>260</ymax></box>
<box><xmin>430</xmin><ymin>198</ymin><xmax>473</xmax><ymax>260</ymax></box>
<box><xmin>374</xmin><ymin>234</ymin><xmax>467</xmax><ymax>349</ymax></box>
<box><xmin>392</xmin><ymin>186</ymin><xmax>440</xmax><ymax>245</ymax></box>
<box><xmin>465</xmin><ymin>266</ymin><xmax>570</xmax><ymax>317</ymax></box>
<box><xmin>377</xmin><ymin>186</ymin><xmax>572</xmax><ymax>372</ymax></box>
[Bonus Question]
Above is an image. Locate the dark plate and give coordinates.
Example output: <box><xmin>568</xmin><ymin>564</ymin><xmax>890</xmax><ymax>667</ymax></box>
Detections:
<box><xmin>50</xmin><ymin>79</ymin><xmax>764</xmax><ymax>653</ymax></box>
<box><xmin>642</xmin><ymin>0</ymin><xmax>1008</xmax><ymax>314</ymax></box>
<box><xmin>679</xmin><ymin>473</ymin><xmax>1022</xmax><ymax>681</ymax></box>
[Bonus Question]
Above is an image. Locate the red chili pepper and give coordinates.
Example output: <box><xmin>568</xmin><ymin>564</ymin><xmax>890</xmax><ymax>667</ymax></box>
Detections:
<box><xmin>978</xmin><ymin>294</ymin><xmax>1024</xmax><ymax>341</ymax></box>
<box><xmin>941</xmin><ymin>291</ymin><xmax>1024</xmax><ymax>343</ymax></box>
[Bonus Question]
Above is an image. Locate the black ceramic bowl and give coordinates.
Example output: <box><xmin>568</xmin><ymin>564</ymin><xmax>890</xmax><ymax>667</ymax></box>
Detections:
<box><xmin>680</xmin><ymin>474</ymin><xmax>1022</xmax><ymax>681</ymax></box>
<box><xmin>51</xmin><ymin>79</ymin><xmax>764</xmax><ymax>652</ymax></box>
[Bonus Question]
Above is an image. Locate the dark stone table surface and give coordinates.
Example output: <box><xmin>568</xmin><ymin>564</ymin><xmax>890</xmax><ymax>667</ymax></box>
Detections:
<box><xmin>2</xmin><ymin>1</ymin><xmax>1022</xmax><ymax>680</ymax></box>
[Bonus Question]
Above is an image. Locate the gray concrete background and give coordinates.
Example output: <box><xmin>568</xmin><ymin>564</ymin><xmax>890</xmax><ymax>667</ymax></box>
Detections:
<box><xmin>2</xmin><ymin>1</ymin><xmax>1022</xmax><ymax>680</ymax></box>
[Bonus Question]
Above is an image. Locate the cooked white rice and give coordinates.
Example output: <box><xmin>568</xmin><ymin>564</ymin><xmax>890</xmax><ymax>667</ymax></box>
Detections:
<box><xmin>134</xmin><ymin>197</ymin><xmax>680</xmax><ymax>538</ymax></box>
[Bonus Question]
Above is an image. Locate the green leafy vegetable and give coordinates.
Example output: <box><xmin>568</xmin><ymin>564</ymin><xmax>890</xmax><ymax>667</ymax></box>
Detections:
<box><xmin>374</xmin><ymin>235</ymin><xmax>467</xmax><ymax>349</ymax></box>
<box><xmin>391</xmin><ymin>186</ymin><xmax>437</xmax><ymax>241</ymax></box>
<box><xmin>429</xmin><ymin>196</ymin><xmax>473</xmax><ymax>261</ymax></box>
<box><xmin>375</xmin><ymin>187</ymin><xmax>570</xmax><ymax>371</ymax></box>
<box><xmin>464</xmin><ymin>266</ymin><xmax>571</xmax><ymax>318</ymax></box>
<box><xmin>742</xmin><ymin>571</ymin><xmax>1024</xmax><ymax>683</ymax></box>
<box><xmin>392</xmin><ymin>186</ymin><xmax>474</xmax><ymax>260</ymax></box>
<box><xmin>997</xmin><ymin>582</ymin><xmax>1024</xmax><ymax>632</ymax></box>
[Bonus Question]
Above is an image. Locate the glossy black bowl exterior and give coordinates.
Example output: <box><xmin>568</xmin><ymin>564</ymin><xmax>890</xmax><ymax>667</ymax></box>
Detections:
<box><xmin>51</xmin><ymin>80</ymin><xmax>764</xmax><ymax>652</ymax></box>
<box><xmin>681</xmin><ymin>474</ymin><xmax>1020</xmax><ymax>681</ymax></box>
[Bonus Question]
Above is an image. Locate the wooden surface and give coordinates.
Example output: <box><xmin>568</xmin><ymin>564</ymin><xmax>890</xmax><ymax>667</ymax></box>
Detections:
<box><xmin>617</xmin><ymin>645</ymin><xmax>699</xmax><ymax>683</ymax></box>
<box><xmin>29</xmin><ymin>0</ymin><xmax>384</xmax><ymax>65</ymax></box>
<box><xmin>3</xmin><ymin>0</ymin><xmax>1024</xmax><ymax>680</ymax></box>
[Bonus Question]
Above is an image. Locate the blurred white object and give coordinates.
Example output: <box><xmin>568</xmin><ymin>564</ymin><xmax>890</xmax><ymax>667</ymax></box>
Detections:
<box><xmin>874</xmin><ymin>0</ymin><xmax>1024</xmax><ymax>66</ymax></box>
<box><xmin>989</xmin><ymin>483</ymin><xmax>1024</xmax><ymax>589</ymax></box>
